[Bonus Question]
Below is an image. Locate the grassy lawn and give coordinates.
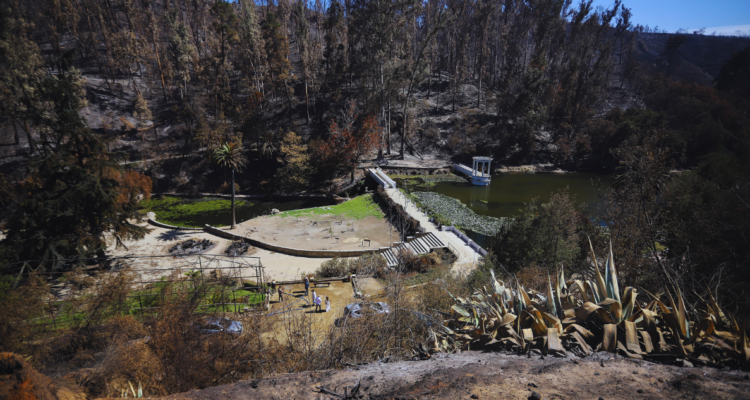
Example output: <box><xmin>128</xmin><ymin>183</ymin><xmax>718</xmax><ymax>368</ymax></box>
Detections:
<box><xmin>276</xmin><ymin>194</ymin><xmax>384</xmax><ymax>220</ymax></box>
<box><xmin>139</xmin><ymin>196</ymin><xmax>251</xmax><ymax>228</ymax></box>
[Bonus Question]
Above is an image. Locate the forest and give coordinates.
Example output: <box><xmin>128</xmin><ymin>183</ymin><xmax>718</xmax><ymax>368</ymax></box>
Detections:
<box><xmin>1</xmin><ymin>0</ymin><xmax>750</xmax><ymax>346</ymax></box>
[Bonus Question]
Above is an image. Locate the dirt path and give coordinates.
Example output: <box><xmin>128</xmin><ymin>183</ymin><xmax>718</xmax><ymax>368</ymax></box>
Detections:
<box><xmin>160</xmin><ymin>351</ymin><xmax>749</xmax><ymax>399</ymax></box>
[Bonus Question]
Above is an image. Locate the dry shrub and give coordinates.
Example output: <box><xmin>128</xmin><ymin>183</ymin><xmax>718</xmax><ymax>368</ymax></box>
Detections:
<box><xmin>0</xmin><ymin>352</ymin><xmax>57</xmax><ymax>400</ymax></box>
<box><xmin>87</xmin><ymin>335</ymin><xmax>164</xmax><ymax>397</ymax></box>
<box><xmin>0</xmin><ymin>275</ymin><xmax>49</xmax><ymax>358</ymax></box>
<box><xmin>405</xmin><ymin>252</ymin><xmax>441</xmax><ymax>274</ymax></box>
<box><xmin>144</xmin><ymin>291</ymin><xmax>269</xmax><ymax>394</ymax></box>
<box><xmin>514</xmin><ymin>263</ymin><xmax>548</xmax><ymax>293</ymax></box>
<box><xmin>323</xmin><ymin>276</ymin><xmax>426</xmax><ymax>365</ymax></box>
<box><xmin>315</xmin><ymin>254</ymin><xmax>387</xmax><ymax>279</ymax></box>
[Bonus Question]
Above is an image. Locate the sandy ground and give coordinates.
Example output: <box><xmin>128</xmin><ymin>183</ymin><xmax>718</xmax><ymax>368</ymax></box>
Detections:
<box><xmin>261</xmin><ymin>277</ymin><xmax>384</xmax><ymax>342</ymax></box>
<box><xmin>160</xmin><ymin>350</ymin><xmax>750</xmax><ymax>400</ymax></box>
<box><xmin>239</xmin><ymin>214</ymin><xmax>397</xmax><ymax>251</ymax></box>
<box><xmin>106</xmin><ymin>224</ymin><xmax>337</xmax><ymax>282</ymax></box>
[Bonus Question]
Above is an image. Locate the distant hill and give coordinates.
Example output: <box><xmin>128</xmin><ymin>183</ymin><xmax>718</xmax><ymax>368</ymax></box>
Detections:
<box><xmin>635</xmin><ymin>32</ymin><xmax>750</xmax><ymax>85</ymax></box>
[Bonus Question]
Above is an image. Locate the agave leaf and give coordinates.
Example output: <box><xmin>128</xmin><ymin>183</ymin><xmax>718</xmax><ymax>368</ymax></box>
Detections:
<box><xmin>490</xmin><ymin>269</ymin><xmax>504</xmax><ymax>295</ymax></box>
<box><xmin>514</xmin><ymin>281</ymin><xmax>527</xmax><ymax>315</ymax></box>
<box><xmin>558</xmin><ymin>265</ymin><xmax>568</xmax><ymax>295</ymax></box>
<box><xmin>129</xmin><ymin>381</ymin><xmax>137</xmax><ymax>398</ymax></box>
<box><xmin>546</xmin><ymin>274</ymin><xmax>557</xmax><ymax>327</ymax></box>
<box><xmin>621</xmin><ymin>287</ymin><xmax>638</xmax><ymax>322</ymax></box>
<box><xmin>605</xmin><ymin>241</ymin><xmax>621</xmax><ymax>303</ymax></box>
<box><xmin>589</xmin><ymin>239</ymin><xmax>608</xmax><ymax>302</ymax></box>
<box><xmin>585</xmin><ymin>280</ymin><xmax>601</xmax><ymax>304</ymax></box>
<box><xmin>452</xmin><ymin>305</ymin><xmax>471</xmax><ymax>318</ymax></box>
<box><xmin>675</xmin><ymin>285</ymin><xmax>691</xmax><ymax>340</ymax></box>
<box><xmin>666</xmin><ymin>288</ymin><xmax>687</xmax><ymax>338</ymax></box>
<box><xmin>570</xmin><ymin>280</ymin><xmax>589</xmax><ymax>303</ymax></box>
<box><xmin>520</xmin><ymin>284</ymin><xmax>533</xmax><ymax>310</ymax></box>
<box><xmin>602</xmin><ymin>323</ymin><xmax>617</xmax><ymax>353</ymax></box>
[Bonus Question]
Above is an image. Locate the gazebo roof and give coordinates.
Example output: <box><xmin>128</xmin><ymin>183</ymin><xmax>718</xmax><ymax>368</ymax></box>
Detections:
<box><xmin>473</xmin><ymin>156</ymin><xmax>493</xmax><ymax>161</ymax></box>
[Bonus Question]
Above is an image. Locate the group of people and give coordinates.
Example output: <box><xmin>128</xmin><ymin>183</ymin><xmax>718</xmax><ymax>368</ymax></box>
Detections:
<box><xmin>307</xmin><ymin>277</ymin><xmax>330</xmax><ymax>313</ymax></box>
<box><xmin>269</xmin><ymin>277</ymin><xmax>331</xmax><ymax>313</ymax></box>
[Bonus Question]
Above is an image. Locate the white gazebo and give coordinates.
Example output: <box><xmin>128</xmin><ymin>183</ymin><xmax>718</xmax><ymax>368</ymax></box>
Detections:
<box><xmin>452</xmin><ymin>156</ymin><xmax>493</xmax><ymax>186</ymax></box>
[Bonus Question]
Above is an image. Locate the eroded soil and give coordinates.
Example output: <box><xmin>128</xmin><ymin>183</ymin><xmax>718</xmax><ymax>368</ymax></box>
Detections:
<box><xmin>159</xmin><ymin>351</ymin><xmax>750</xmax><ymax>400</ymax></box>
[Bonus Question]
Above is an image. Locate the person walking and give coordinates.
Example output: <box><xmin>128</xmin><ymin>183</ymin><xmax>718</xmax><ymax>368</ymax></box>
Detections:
<box><xmin>278</xmin><ymin>287</ymin><xmax>284</xmax><ymax>302</ymax></box>
<box><xmin>325</xmin><ymin>296</ymin><xmax>331</xmax><ymax>312</ymax></box>
<box><xmin>311</xmin><ymin>289</ymin><xmax>317</xmax><ymax>304</ymax></box>
<box><xmin>304</xmin><ymin>276</ymin><xmax>310</xmax><ymax>296</ymax></box>
<box><xmin>314</xmin><ymin>295</ymin><xmax>322</xmax><ymax>312</ymax></box>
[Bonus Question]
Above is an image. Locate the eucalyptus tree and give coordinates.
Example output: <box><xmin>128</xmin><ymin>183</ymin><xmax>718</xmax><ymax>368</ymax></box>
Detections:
<box><xmin>214</xmin><ymin>142</ymin><xmax>248</xmax><ymax>229</ymax></box>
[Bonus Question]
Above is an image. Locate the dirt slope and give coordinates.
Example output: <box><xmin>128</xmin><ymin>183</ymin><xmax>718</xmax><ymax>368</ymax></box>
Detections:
<box><xmin>159</xmin><ymin>351</ymin><xmax>749</xmax><ymax>400</ymax></box>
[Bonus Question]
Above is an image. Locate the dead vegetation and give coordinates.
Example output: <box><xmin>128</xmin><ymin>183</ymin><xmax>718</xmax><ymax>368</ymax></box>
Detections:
<box><xmin>2</xmin><ymin>240</ymin><xmax>749</xmax><ymax>399</ymax></box>
<box><xmin>422</xmin><ymin>242</ymin><xmax>750</xmax><ymax>369</ymax></box>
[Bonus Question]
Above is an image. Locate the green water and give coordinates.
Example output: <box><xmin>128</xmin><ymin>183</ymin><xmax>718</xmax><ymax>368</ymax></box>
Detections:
<box><xmin>402</xmin><ymin>173</ymin><xmax>614</xmax><ymax>246</ymax></box>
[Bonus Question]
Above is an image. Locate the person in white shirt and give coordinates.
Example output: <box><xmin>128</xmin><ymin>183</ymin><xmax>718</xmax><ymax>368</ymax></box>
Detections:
<box><xmin>325</xmin><ymin>297</ymin><xmax>331</xmax><ymax>312</ymax></box>
<box><xmin>314</xmin><ymin>295</ymin><xmax>322</xmax><ymax>312</ymax></box>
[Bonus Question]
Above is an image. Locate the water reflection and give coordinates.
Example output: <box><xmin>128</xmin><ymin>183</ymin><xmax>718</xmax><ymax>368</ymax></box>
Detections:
<box><xmin>404</xmin><ymin>173</ymin><xmax>614</xmax><ymax>247</ymax></box>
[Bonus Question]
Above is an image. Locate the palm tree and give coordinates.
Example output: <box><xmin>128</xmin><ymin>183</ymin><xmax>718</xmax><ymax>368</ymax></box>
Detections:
<box><xmin>214</xmin><ymin>141</ymin><xmax>247</xmax><ymax>229</ymax></box>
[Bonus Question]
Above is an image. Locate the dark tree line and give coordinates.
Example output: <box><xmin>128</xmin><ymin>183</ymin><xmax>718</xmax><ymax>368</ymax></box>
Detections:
<box><xmin>1</xmin><ymin>0</ymin><xmax>643</xmax><ymax>163</ymax></box>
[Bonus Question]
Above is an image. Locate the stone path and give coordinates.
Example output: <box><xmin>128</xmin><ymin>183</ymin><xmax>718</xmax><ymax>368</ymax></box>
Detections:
<box><xmin>382</xmin><ymin>188</ymin><xmax>483</xmax><ymax>272</ymax></box>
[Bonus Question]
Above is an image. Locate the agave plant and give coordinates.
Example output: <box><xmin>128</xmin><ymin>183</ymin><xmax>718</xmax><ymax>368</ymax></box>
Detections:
<box><xmin>424</xmin><ymin>240</ymin><xmax>750</xmax><ymax>368</ymax></box>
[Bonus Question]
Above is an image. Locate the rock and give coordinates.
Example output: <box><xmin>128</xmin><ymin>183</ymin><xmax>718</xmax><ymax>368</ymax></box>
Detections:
<box><xmin>471</xmin><ymin>394</ymin><xmax>479</xmax><ymax>399</ymax></box>
<box><xmin>270</xmin><ymin>208</ymin><xmax>281</xmax><ymax>215</ymax></box>
<box><xmin>528</xmin><ymin>382</ymin><xmax>539</xmax><ymax>388</ymax></box>
<box><xmin>681</xmin><ymin>359</ymin><xmax>694</xmax><ymax>368</ymax></box>
<box><xmin>529</xmin><ymin>391</ymin><xmax>542</xmax><ymax>400</ymax></box>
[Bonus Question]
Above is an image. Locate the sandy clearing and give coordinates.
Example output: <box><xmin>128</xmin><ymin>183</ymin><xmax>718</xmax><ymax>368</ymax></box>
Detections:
<box><xmin>238</xmin><ymin>214</ymin><xmax>397</xmax><ymax>251</ymax></box>
<box><xmin>106</xmin><ymin>223</ymin><xmax>337</xmax><ymax>282</ymax></box>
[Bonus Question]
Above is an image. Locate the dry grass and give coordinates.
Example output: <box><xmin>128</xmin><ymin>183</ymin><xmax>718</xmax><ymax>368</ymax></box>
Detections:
<box><xmin>0</xmin><ymin>251</ymin><xmax>485</xmax><ymax>398</ymax></box>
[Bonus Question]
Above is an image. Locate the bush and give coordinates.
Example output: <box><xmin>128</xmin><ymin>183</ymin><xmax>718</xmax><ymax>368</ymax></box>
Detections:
<box><xmin>314</xmin><ymin>253</ymin><xmax>387</xmax><ymax>279</ymax></box>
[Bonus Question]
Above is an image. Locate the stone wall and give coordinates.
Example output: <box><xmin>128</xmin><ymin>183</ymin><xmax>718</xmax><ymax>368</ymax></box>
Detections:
<box><xmin>147</xmin><ymin>218</ymin><xmax>203</xmax><ymax>231</ymax></box>
<box><xmin>203</xmin><ymin>225</ymin><xmax>383</xmax><ymax>258</ymax></box>
<box><xmin>377</xmin><ymin>187</ymin><xmax>422</xmax><ymax>237</ymax></box>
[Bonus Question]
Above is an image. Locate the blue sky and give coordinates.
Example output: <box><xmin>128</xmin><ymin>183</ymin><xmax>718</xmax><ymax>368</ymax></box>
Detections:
<box><xmin>589</xmin><ymin>0</ymin><xmax>750</xmax><ymax>35</ymax></box>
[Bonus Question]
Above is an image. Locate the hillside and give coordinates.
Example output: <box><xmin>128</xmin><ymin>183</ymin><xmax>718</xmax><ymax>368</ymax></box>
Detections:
<box><xmin>159</xmin><ymin>351</ymin><xmax>749</xmax><ymax>400</ymax></box>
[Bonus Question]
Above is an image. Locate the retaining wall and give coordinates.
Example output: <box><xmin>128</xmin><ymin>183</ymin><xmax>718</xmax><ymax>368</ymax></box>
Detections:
<box><xmin>203</xmin><ymin>225</ymin><xmax>382</xmax><ymax>258</ymax></box>
<box><xmin>377</xmin><ymin>187</ymin><xmax>422</xmax><ymax>236</ymax></box>
<box><xmin>147</xmin><ymin>218</ymin><xmax>203</xmax><ymax>231</ymax></box>
<box><xmin>441</xmin><ymin>226</ymin><xmax>488</xmax><ymax>256</ymax></box>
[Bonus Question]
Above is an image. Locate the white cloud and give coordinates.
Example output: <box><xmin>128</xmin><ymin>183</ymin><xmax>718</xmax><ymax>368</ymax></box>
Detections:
<box><xmin>704</xmin><ymin>24</ymin><xmax>750</xmax><ymax>36</ymax></box>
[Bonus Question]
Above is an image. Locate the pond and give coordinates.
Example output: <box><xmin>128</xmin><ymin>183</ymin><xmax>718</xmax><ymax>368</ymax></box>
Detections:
<box><xmin>140</xmin><ymin>196</ymin><xmax>335</xmax><ymax>228</ymax></box>
<box><xmin>399</xmin><ymin>172</ymin><xmax>614</xmax><ymax>247</ymax></box>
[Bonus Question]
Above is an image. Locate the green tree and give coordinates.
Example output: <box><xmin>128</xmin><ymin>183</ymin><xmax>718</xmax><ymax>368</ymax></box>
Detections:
<box><xmin>214</xmin><ymin>142</ymin><xmax>247</xmax><ymax>229</ymax></box>
<box><xmin>489</xmin><ymin>190</ymin><xmax>593</xmax><ymax>275</ymax></box>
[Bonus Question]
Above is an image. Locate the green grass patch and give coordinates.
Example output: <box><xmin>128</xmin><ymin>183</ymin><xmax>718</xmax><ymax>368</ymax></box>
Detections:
<box><xmin>276</xmin><ymin>194</ymin><xmax>384</xmax><ymax>220</ymax></box>
<box><xmin>391</xmin><ymin>174</ymin><xmax>467</xmax><ymax>188</ymax></box>
<box><xmin>139</xmin><ymin>196</ymin><xmax>251</xmax><ymax>228</ymax></box>
<box><xmin>36</xmin><ymin>280</ymin><xmax>267</xmax><ymax>332</ymax></box>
